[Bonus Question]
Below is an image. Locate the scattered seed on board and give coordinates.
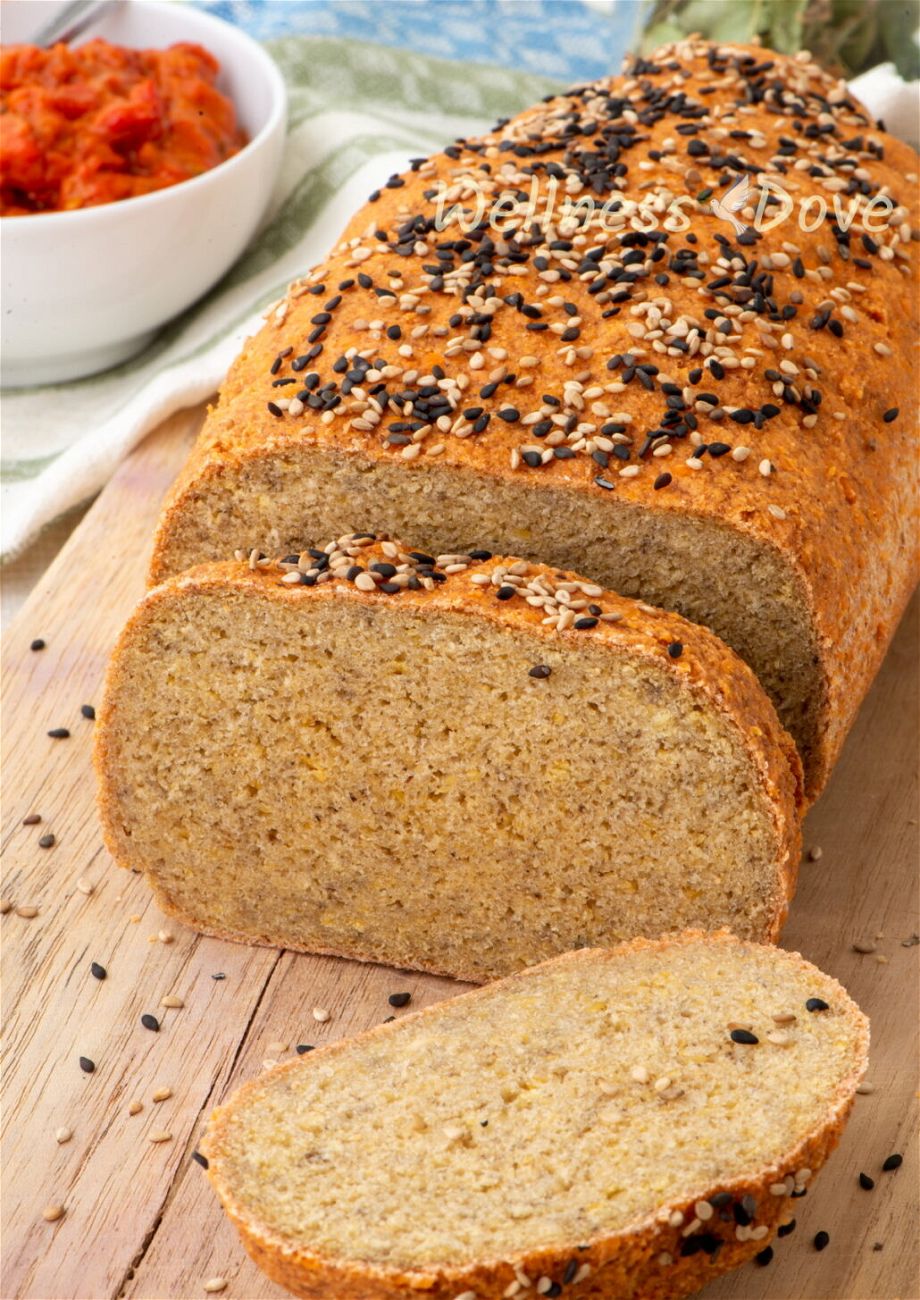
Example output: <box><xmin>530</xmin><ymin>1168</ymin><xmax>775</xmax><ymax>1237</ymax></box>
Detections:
<box><xmin>312</xmin><ymin>1007</ymin><xmax>331</xmax><ymax>1023</ymax></box>
<box><xmin>149</xmin><ymin>1130</ymin><xmax>173</xmax><ymax>1144</ymax></box>
<box><xmin>807</xmin><ymin>845</ymin><xmax>823</xmax><ymax>861</ymax></box>
<box><xmin>128</xmin><ymin>1101</ymin><xmax>144</xmax><ymax>1115</ymax></box>
<box><xmin>90</xmin><ymin>962</ymin><xmax>106</xmax><ymax>980</ymax></box>
<box><xmin>0</xmin><ymin>899</ymin><xmax>11</xmax><ymax>914</ymax></box>
<box><xmin>16</xmin><ymin>905</ymin><xmax>39</xmax><ymax>918</ymax></box>
<box><xmin>295</xmin><ymin>1044</ymin><xmax>314</xmax><ymax>1055</ymax></box>
<box><xmin>141</xmin><ymin>1014</ymin><xmax>160</xmax><ymax>1032</ymax></box>
<box><xmin>192</xmin><ymin>1151</ymin><xmax>209</xmax><ymax>1169</ymax></box>
<box><xmin>859</xmin><ymin>1172</ymin><xmax>875</xmax><ymax>1190</ymax></box>
<box><xmin>852</xmin><ymin>940</ymin><xmax>877</xmax><ymax>954</ymax></box>
<box><xmin>882</xmin><ymin>1154</ymin><xmax>903</xmax><ymax>1172</ymax></box>
<box><xmin>203</xmin><ymin>1280</ymin><xmax>228</xmax><ymax>1295</ymax></box>
<box><xmin>38</xmin><ymin>833</ymin><xmax>56</xmax><ymax>849</ymax></box>
<box><xmin>55</xmin><ymin>1127</ymin><xmax>73</xmax><ymax>1144</ymax></box>
<box><xmin>158</xmin><ymin>930</ymin><xmax>174</xmax><ymax>944</ymax></box>
<box><xmin>42</xmin><ymin>1204</ymin><xmax>66</xmax><ymax>1223</ymax></box>
<box><xmin>388</xmin><ymin>992</ymin><xmax>411</xmax><ymax>1008</ymax></box>
<box><xmin>856</xmin><ymin>1081</ymin><xmax>876</xmax><ymax>1094</ymax></box>
<box><xmin>76</xmin><ymin>877</ymin><xmax>94</xmax><ymax>895</ymax></box>
<box><xmin>47</xmin><ymin>728</ymin><xmax>70</xmax><ymax>739</ymax></box>
<box><xmin>80</xmin><ymin>704</ymin><xmax>96</xmax><ymax>721</ymax></box>
<box><xmin>814</xmin><ymin>1231</ymin><xmax>830</xmax><ymax>1251</ymax></box>
<box><xmin>152</xmin><ymin>1087</ymin><xmax>173</xmax><ymax>1103</ymax></box>
<box><xmin>30</xmin><ymin>638</ymin><xmax>46</xmax><ymax>651</ymax></box>
<box><xmin>161</xmin><ymin>995</ymin><xmax>184</xmax><ymax>1009</ymax></box>
<box><xmin>22</xmin><ymin>813</ymin><xmax>41</xmax><ymax>825</ymax></box>
<box><xmin>78</xmin><ymin>1055</ymin><xmax>95</xmax><ymax>1073</ymax></box>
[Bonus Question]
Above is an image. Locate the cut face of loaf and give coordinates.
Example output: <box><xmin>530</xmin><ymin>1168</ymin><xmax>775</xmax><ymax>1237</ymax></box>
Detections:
<box><xmin>203</xmin><ymin>933</ymin><xmax>869</xmax><ymax>1300</ymax></box>
<box><xmin>146</xmin><ymin>37</ymin><xmax>920</xmax><ymax>801</ymax></box>
<box><xmin>96</xmin><ymin>537</ymin><xmax>802</xmax><ymax>980</ymax></box>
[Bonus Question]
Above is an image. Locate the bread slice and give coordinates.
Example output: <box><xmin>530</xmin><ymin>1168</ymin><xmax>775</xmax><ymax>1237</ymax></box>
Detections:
<box><xmin>203</xmin><ymin>932</ymin><xmax>869</xmax><ymax>1300</ymax></box>
<box><xmin>95</xmin><ymin>535</ymin><xmax>802</xmax><ymax>981</ymax></box>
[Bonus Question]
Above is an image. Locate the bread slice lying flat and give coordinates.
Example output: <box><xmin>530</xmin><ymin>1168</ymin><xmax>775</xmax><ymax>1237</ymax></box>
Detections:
<box><xmin>96</xmin><ymin>535</ymin><xmax>802</xmax><ymax>980</ymax></box>
<box><xmin>203</xmin><ymin>932</ymin><xmax>868</xmax><ymax>1300</ymax></box>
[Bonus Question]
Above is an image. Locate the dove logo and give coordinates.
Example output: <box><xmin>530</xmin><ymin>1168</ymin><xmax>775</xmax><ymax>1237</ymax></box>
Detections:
<box><xmin>710</xmin><ymin>175</ymin><xmax>754</xmax><ymax>235</ymax></box>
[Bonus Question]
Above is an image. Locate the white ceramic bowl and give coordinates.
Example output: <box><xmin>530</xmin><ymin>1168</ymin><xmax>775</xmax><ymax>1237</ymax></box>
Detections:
<box><xmin>0</xmin><ymin>1</ymin><xmax>287</xmax><ymax>386</ymax></box>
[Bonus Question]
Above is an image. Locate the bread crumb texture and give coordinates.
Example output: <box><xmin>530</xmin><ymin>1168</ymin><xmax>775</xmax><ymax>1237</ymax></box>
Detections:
<box><xmin>203</xmin><ymin>933</ymin><xmax>868</xmax><ymax>1300</ymax></box>
<box><xmin>149</xmin><ymin>38</ymin><xmax>919</xmax><ymax>800</ymax></box>
<box><xmin>95</xmin><ymin>538</ymin><xmax>801</xmax><ymax>981</ymax></box>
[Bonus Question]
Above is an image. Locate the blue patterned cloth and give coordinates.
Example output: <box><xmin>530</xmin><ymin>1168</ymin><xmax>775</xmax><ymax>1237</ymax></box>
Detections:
<box><xmin>194</xmin><ymin>0</ymin><xmax>642</xmax><ymax>81</ymax></box>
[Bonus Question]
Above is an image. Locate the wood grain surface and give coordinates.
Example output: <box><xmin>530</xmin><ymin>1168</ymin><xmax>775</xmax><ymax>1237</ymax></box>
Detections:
<box><xmin>1</xmin><ymin>407</ymin><xmax>917</xmax><ymax>1300</ymax></box>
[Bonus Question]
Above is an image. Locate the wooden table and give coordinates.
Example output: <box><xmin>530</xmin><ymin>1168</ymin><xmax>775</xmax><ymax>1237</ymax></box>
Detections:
<box><xmin>2</xmin><ymin>406</ymin><xmax>917</xmax><ymax>1300</ymax></box>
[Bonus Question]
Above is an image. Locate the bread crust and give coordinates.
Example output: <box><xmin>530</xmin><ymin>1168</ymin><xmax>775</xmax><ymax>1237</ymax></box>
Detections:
<box><xmin>202</xmin><ymin>933</ymin><xmax>869</xmax><ymax>1300</ymax></box>
<box><xmin>147</xmin><ymin>38</ymin><xmax>919</xmax><ymax>799</ymax></box>
<box><xmin>95</xmin><ymin>544</ymin><xmax>803</xmax><ymax>971</ymax></box>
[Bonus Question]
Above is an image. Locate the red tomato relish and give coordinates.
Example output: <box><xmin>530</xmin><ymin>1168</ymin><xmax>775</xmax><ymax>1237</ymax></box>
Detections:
<box><xmin>0</xmin><ymin>38</ymin><xmax>247</xmax><ymax>215</ymax></box>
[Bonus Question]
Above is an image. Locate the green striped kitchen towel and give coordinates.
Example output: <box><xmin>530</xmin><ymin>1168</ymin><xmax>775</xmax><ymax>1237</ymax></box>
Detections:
<box><xmin>0</xmin><ymin>37</ymin><xmax>559</xmax><ymax>561</ymax></box>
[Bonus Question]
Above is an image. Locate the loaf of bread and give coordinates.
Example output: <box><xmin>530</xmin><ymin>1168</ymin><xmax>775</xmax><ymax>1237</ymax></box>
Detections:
<box><xmin>95</xmin><ymin>535</ymin><xmax>801</xmax><ymax>979</ymax></box>
<box><xmin>203</xmin><ymin>932</ymin><xmax>868</xmax><ymax>1300</ymax></box>
<box><xmin>148</xmin><ymin>37</ymin><xmax>919</xmax><ymax>799</ymax></box>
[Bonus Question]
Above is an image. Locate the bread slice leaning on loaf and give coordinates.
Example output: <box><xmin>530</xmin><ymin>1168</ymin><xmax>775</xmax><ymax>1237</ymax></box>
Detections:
<box><xmin>95</xmin><ymin>536</ymin><xmax>802</xmax><ymax>980</ymax></box>
<box><xmin>203</xmin><ymin>931</ymin><xmax>869</xmax><ymax>1300</ymax></box>
<box><xmin>146</xmin><ymin>37</ymin><xmax>920</xmax><ymax>801</ymax></box>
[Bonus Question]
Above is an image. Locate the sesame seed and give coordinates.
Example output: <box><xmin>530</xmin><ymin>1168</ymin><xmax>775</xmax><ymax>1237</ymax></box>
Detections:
<box><xmin>202</xmin><ymin>1281</ymin><xmax>228</xmax><ymax>1295</ymax></box>
<box><xmin>149</xmin><ymin>1130</ymin><xmax>173</xmax><ymax>1144</ymax></box>
<box><xmin>128</xmin><ymin>1100</ymin><xmax>144</xmax><ymax>1115</ymax></box>
<box><xmin>859</xmin><ymin>1172</ymin><xmax>875</xmax><ymax>1190</ymax></box>
<box><xmin>313</xmin><ymin>1007</ymin><xmax>331</xmax><ymax>1022</ymax></box>
<box><xmin>730</xmin><ymin>1028</ymin><xmax>759</xmax><ymax>1045</ymax></box>
<box><xmin>388</xmin><ymin>992</ymin><xmax>411</xmax><ymax>1008</ymax></box>
<box><xmin>38</xmin><ymin>833</ymin><xmax>55</xmax><ymax>849</ymax></box>
<box><xmin>161</xmin><ymin>994</ymin><xmax>184</xmax><ymax>1009</ymax></box>
<box><xmin>883</xmin><ymin>408</ymin><xmax>899</xmax><ymax>422</ymax></box>
<box><xmin>90</xmin><ymin>962</ymin><xmax>106</xmax><ymax>980</ymax></box>
<box><xmin>295</xmin><ymin>1044</ymin><xmax>314</xmax><ymax>1055</ymax></box>
<box><xmin>667</xmin><ymin>641</ymin><xmax>683</xmax><ymax>658</ymax></box>
<box><xmin>814</xmin><ymin>1231</ymin><xmax>830</xmax><ymax>1251</ymax></box>
<box><xmin>47</xmin><ymin>727</ymin><xmax>70</xmax><ymax>739</ymax></box>
<box><xmin>529</xmin><ymin>664</ymin><xmax>552</xmax><ymax>679</ymax></box>
<box><xmin>141</xmin><ymin>1014</ymin><xmax>160</xmax><ymax>1032</ymax></box>
<box><xmin>15</xmin><ymin>904</ymin><xmax>39</xmax><ymax>917</ymax></box>
<box><xmin>42</xmin><ymin>1204</ymin><xmax>66</xmax><ymax>1223</ymax></box>
<box><xmin>805</xmin><ymin>997</ymin><xmax>829</xmax><ymax>1012</ymax></box>
<box><xmin>30</xmin><ymin>638</ymin><xmax>46</xmax><ymax>651</ymax></box>
<box><xmin>22</xmin><ymin>813</ymin><xmax>41</xmax><ymax>825</ymax></box>
<box><xmin>81</xmin><ymin>704</ymin><xmax>96</xmax><ymax>720</ymax></box>
<box><xmin>152</xmin><ymin>1087</ymin><xmax>173</xmax><ymax>1103</ymax></box>
<box><xmin>76</xmin><ymin>877</ymin><xmax>94</xmax><ymax>895</ymax></box>
<box><xmin>79</xmin><ymin>1056</ymin><xmax>95</xmax><ymax>1074</ymax></box>
<box><xmin>882</xmin><ymin>1154</ymin><xmax>903</xmax><ymax>1171</ymax></box>
<box><xmin>192</xmin><ymin>1151</ymin><xmax>209</xmax><ymax>1168</ymax></box>
<box><xmin>755</xmin><ymin>1246</ymin><xmax>774</xmax><ymax>1266</ymax></box>
<box><xmin>55</xmin><ymin>1127</ymin><xmax>72</xmax><ymax>1144</ymax></box>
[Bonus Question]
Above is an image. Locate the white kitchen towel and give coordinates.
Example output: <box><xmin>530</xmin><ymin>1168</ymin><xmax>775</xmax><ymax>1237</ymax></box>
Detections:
<box><xmin>1</xmin><ymin>37</ymin><xmax>915</xmax><ymax>561</ymax></box>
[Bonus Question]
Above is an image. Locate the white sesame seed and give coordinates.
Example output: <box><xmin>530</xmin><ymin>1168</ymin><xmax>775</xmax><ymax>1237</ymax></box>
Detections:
<box><xmin>768</xmin><ymin>504</ymin><xmax>787</xmax><ymax>520</ymax></box>
<box><xmin>55</xmin><ymin>1127</ymin><xmax>73</xmax><ymax>1144</ymax></box>
<box><xmin>42</xmin><ymin>1204</ymin><xmax>66</xmax><ymax>1223</ymax></box>
<box><xmin>312</xmin><ymin>1007</ymin><xmax>331</xmax><ymax>1023</ymax></box>
<box><xmin>202</xmin><ymin>1280</ymin><xmax>228</xmax><ymax>1294</ymax></box>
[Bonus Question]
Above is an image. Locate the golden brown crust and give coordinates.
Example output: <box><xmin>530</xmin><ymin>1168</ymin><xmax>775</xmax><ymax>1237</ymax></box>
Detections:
<box><xmin>148</xmin><ymin>38</ymin><xmax>919</xmax><ymax>800</ymax></box>
<box><xmin>95</xmin><ymin>541</ymin><xmax>803</xmax><ymax>966</ymax></box>
<box><xmin>202</xmin><ymin>932</ymin><xmax>869</xmax><ymax>1300</ymax></box>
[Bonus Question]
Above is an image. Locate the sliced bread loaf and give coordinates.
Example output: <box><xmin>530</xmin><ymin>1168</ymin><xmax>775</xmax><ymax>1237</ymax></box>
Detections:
<box><xmin>203</xmin><ymin>932</ymin><xmax>869</xmax><ymax>1300</ymax></box>
<box><xmin>95</xmin><ymin>535</ymin><xmax>802</xmax><ymax>980</ymax></box>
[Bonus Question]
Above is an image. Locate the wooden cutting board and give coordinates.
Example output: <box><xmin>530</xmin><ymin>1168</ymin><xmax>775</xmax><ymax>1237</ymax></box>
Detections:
<box><xmin>1</xmin><ymin>406</ymin><xmax>917</xmax><ymax>1300</ymax></box>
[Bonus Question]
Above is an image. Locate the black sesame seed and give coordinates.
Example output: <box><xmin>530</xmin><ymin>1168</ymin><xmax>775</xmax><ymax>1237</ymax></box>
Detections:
<box><xmin>574</xmin><ymin>617</ymin><xmax>598</xmax><ymax>630</ymax></box>
<box><xmin>211</xmin><ymin>972</ymin><xmax>226</xmax><ymax>981</ymax></box>
<box><xmin>295</xmin><ymin>1044</ymin><xmax>314</xmax><ymax>1054</ymax></box>
<box><xmin>755</xmin><ymin>1246</ymin><xmax>774</xmax><ymax>1266</ymax></box>
<box><xmin>563</xmin><ymin>1259</ymin><xmax>578</xmax><ymax>1285</ymax></box>
<box><xmin>497</xmin><ymin>586</ymin><xmax>516</xmax><ymax>601</ymax></box>
<box><xmin>192</xmin><ymin>1150</ymin><xmax>209</xmax><ymax>1169</ymax></box>
<box><xmin>730</xmin><ymin>1028</ymin><xmax>759</xmax><ymax>1045</ymax></box>
<box><xmin>859</xmin><ymin>1172</ymin><xmax>875</xmax><ymax>1190</ymax></box>
<box><xmin>805</xmin><ymin>997</ymin><xmax>829</xmax><ymax>1012</ymax></box>
<box><xmin>30</xmin><ymin>639</ymin><xmax>46</xmax><ymax>651</ymax></box>
<box><xmin>23</xmin><ymin>813</ymin><xmax>41</xmax><ymax>825</ymax></box>
<box><xmin>544</xmin><ymin>1285</ymin><xmax>562</xmax><ymax>1298</ymax></box>
<box><xmin>529</xmin><ymin>664</ymin><xmax>552</xmax><ymax>679</ymax></box>
<box><xmin>882</xmin><ymin>408</ymin><xmax>899</xmax><ymax>422</ymax></box>
<box><xmin>79</xmin><ymin>1056</ymin><xmax>95</xmax><ymax>1074</ymax></box>
<box><xmin>266</xmin><ymin>401</ymin><xmax>283</xmax><ymax>418</ymax></box>
<box><xmin>595</xmin><ymin>475</ymin><xmax>616</xmax><ymax>491</ymax></box>
<box><xmin>38</xmin><ymin>833</ymin><xmax>55</xmax><ymax>849</ymax></box>
<box><xmin>47</xmin><ymin>728</ymin><xmax>70</xmax><ymax>739</ymax></box>
<box><xmin>882</xmin><ymin>1154</ymin><xmax>903</xmax><ymax>1172</ymax></box>
<box><xmin>667</xmin><ymin>641</ymin><xmax>683</xmax><ymax>659</ymax></box>
<box><xmin>81</xmin><ymin>704</ymin><xmax>96</xmax><ymax>721</ymax></box>
<box><xmin>141</xmin><ymin>1013</ymin><xmax>160</xmax><ymax>1032</ymax></box>
<box><xmin>388</xmin><ymin>992</ymin><xmax>411</xmax><ymax>1008</ymax></box>
<box><xmin>654</xmin><ymin>472</ymin><xmax>672</xmax><ymax>490</ymax></box>
<box><xmin>90</xmin><ymin>962</ymin><xmax>106</xmax><ymax>980</ymax></box>
<box><xmin>814</xmin><ymin>1230</ymin><xmax>830</xmax><ymax>1251</ymax></box>
<box><xmin>777</xmin><ymin>1219</ymin><xmax>796</xmax><ymax>1237</ymax></box>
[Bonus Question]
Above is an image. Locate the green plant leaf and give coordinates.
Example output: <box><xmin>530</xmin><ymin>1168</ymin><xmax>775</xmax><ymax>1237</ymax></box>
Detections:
<box><xmin>766</xmin><ymin>0</ymin><xmax>809</xmax><ymax>52</ymax></box>
<box><xmin>877</xmin><ymin>0</ymin><xmax>920</xmax><ymax>80</ymax></box>
<box><xmin>676</xmin><ymin>0</ymin><xmax>762</xmax><ymax>43</ymax></box>
<box><xmin>641</xmin><ymin>18</ymin><xmax>690</xmax><ymax>52</ymax></box>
